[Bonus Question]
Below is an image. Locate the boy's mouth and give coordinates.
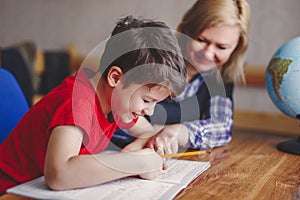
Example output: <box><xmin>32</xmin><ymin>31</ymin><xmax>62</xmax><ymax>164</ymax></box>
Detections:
<box><xmin>132</xmin><ymin>112</ymin><xmax>141</xmax><ymax>119</ymax></box>
<box><xmin>120</xmin><ymin>112</ymin><xmax>142</xmax><ymax>123</ymax></box>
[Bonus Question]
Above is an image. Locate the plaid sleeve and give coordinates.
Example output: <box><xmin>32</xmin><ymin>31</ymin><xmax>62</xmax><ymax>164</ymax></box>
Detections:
<box><xmin>183</xmin><ymin>96</ymin><xmax>233</xmax><ymax>149</ymax></box>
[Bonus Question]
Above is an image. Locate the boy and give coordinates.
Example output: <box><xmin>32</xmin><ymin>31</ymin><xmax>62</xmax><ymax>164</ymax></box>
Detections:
<box><xmin>0</xmin><ymin>16</ymin><xmax>186</xmax><ymax>193</ymax></box>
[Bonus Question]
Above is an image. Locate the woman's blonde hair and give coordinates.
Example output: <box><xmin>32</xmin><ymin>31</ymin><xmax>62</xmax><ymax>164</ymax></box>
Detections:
<box><xmin>177</xmin><ymin>0</ymin><xmax>251</xmax><ymax>83</ymax></box>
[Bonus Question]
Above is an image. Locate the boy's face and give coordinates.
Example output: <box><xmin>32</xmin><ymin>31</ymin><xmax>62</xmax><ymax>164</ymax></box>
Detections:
<box><xmin>111</xmin><ymin>83</ymin><xmax>170</xmax><ymax>124</ymax></box>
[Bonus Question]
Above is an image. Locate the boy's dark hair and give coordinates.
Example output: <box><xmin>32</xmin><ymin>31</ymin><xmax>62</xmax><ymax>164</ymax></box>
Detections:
<box><xmin>98</xmin><ymin>16</ymin><xmax>186</xmax><ymax>97</ymax></box>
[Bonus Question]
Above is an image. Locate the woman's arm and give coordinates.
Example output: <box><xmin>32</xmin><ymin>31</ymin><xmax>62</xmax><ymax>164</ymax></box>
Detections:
<box><xmin>44</xmin><ymin>125</ymin><xmax>162</xmax><ymax>191</ymax></box>
<box><xmin>183</xmin><ymin>96</ymin><xmax>233</xmax><ymax>149</ymax></box>
<box><xmin>145</xmin><ymin>96</ymin><xmax>233</xmax><ymax>152</ymax></box>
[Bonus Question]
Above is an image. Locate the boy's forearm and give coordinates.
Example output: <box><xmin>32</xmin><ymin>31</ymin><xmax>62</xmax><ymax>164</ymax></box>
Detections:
<box><xmin>122</xmin><ymin>137</ymin><xmax>149</xmax><ymax>152</ymax></box>
<box><xmin>45</xmin><ymin>150</ymin><xmax>161</xmax><ymax>191</ymax></box>
<box><xmin>45</xmin><ymin>153</ymin><xmax>133</xmax><ymax>190</ymax></box>
<box><xmin>125</xmin><ymin>117</ymin><xmax>159</xmax><ymax>151</ymax></box>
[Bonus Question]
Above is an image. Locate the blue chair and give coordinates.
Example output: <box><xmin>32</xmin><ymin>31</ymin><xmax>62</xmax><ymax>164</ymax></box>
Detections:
<box><xmin>0</xmin><ymin>68</ymin><xmax>29</xmax><ymax>144</ymax></box>
<box><xmin>1</xmin><ymin>46</ymin><xmax>35</xmax><ymax>106</ymax></box>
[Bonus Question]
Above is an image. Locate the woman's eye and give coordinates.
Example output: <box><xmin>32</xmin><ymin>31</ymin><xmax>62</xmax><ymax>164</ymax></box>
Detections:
<box><xmin>218</xmin><ymin>46</ymin><xmax>228</xmax><ymax>50</ymax></box>
<box><xmin>143</xmin><ymin>99</ymin><xmax>150</xmax><ymax>103</ymax></box>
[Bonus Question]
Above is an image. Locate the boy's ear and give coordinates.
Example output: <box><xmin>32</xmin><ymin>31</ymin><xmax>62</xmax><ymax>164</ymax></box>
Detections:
<box><xmin>107</xmin><ymin>66</ymin><xmax>123</xmax><ymax>87</ymax></box>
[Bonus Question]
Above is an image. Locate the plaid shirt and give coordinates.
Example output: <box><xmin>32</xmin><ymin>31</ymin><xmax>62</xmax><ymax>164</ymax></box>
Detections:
<box><xmin>175</xmin><ymin>74</ymin><xmax>233</xmax><ymax>149</ymax></box>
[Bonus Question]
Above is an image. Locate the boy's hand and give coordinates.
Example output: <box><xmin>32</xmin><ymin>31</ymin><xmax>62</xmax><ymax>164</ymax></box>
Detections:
<box><xmin>139</xmin><ymin>170</ymin><xmax>161</xmax><ymax>180</ymax></box>
<box><xmin>136</xmin><ymin>148</ymin><xmax>163</xmax><ymax>180</ymax></box>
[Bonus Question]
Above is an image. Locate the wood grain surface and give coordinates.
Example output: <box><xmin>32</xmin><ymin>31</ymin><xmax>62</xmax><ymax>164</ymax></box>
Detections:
<box><xmin>1</xmin><ymin>131</ymin><xmax>299</xmax><ymax>200</ymax></box>
<box><xmin>174</xmin><ymin>131</ymin><xmax>300</xmax><ymax>200</ymax></box>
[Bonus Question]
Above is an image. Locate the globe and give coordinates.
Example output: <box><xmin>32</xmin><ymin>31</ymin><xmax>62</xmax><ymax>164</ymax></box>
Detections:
<box><xmin>265</xmin><ymin>36</ymin><xmax>300</xmax><ymax>155</ymax></box>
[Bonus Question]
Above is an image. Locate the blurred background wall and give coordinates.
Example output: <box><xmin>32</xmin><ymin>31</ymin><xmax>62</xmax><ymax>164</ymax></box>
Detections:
<box><xmin>1</xmin><ymin>0</ymin><xmax>300</xmax><ymax>122</ymax></box>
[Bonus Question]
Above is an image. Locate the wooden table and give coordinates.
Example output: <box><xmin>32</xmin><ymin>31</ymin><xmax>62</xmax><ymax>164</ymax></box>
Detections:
<box><xmin>174</xmin><ymin>130</ymin><xmax>300</xmax><ymax>200</ymax></box>
<box><xmin>1</xmin><ymin>130</ymin><xmax>299</xmax><ymax>200</ymax></box>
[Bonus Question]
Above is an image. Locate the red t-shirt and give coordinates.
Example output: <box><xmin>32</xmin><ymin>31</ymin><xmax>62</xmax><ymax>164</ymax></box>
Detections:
<box><xmin>0</xmin><ymin>70</ymin><xmax>136</xmax><ymax>193</ymax></box>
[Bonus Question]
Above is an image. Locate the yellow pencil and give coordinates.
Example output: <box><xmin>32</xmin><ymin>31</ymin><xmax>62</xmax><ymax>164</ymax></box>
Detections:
<box><xmin>162</xmin><ymin>150</ymin><xmax>210</xmax><ymax>158</ymax></box>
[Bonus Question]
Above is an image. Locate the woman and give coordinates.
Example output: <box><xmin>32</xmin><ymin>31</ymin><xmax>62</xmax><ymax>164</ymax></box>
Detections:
<box><xmin>145</xmin><ymin>0</ymin><xmax>251</xmax><ymax>154</ymax></box>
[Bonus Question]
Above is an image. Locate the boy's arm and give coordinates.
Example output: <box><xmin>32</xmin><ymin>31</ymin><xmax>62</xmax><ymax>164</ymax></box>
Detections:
<box><xmin>44</xmin><ymin>125</ymin><xmax>162</xmax><ymax>191</ymax></box>
<box><xmin>122</xmin><ymin>117</ymin><xmax>157</xmax><ymax>152</ymax></box>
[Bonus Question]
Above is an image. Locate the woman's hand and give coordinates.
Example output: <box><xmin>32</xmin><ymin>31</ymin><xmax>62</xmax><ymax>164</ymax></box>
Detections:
<box><xmin>146</xmin><ymin>124</ymin><xmax>189</xmax><ymax>169</ymax></box>
<box><xmin>147</xmin><ymin>124</ymin><xmax>189</xmax><ymax>153</ymax></box>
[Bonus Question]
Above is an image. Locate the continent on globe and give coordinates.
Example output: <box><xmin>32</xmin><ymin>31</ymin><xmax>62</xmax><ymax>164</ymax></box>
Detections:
<box><xmin>267</xmin><ymin>57</ymin><xmax>292</xmax><ymax>102</ymax></box>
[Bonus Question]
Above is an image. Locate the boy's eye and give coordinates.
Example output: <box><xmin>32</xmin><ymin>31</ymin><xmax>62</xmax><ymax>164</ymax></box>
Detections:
<box><xmin>196</xmin><ymin>38</ymin><xmax>205</xmax><ymax>43</ymax></box>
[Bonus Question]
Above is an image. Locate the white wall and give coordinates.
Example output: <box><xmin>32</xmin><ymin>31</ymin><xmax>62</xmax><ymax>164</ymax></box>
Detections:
<box><xmin>0</xmin><ymin>0</ymin><xmax>196</xmax><ymax>54</ymax></box>
<box><xmin>1</xmin><ymin>0</ymin><xmax>300</xmax><ymax>113</ymax></box>
<box><xmin>246</xmin><ymin>0</ymin><xmax>300</xmax><ymax>66</ymax></box>
<box><xmin>237</xmin><ymin>0</ymin><xmax>300</xmax><ymax>113</ymax></box>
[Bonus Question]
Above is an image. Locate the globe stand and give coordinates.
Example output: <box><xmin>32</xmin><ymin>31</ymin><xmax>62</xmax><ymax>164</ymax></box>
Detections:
<box><xmin>276</xmin><ymin>115</ymin><xmax>300</xmax><ymax>155</ymax></box>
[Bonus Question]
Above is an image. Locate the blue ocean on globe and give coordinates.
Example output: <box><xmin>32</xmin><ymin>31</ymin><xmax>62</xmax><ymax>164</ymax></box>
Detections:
<box><xmin>265</xmin><ymin>36</ymin><xmax>300</xmax><ymax>119</ymax></box>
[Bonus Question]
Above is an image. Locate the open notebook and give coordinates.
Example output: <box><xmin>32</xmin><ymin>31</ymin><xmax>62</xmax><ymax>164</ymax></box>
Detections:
<box><xmin>7</xmin><ymin>159</ymin><xmax>210</xmax><ymax>200</ymax></box>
